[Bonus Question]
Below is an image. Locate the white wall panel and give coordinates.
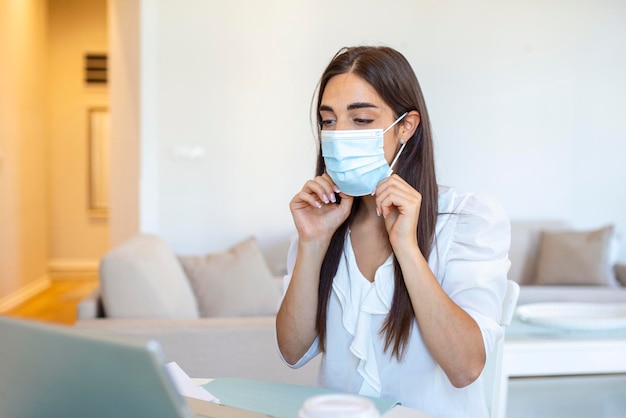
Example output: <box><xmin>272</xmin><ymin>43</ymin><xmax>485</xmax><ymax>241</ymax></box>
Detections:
<box><xmin>128</xmin><ymin>0</ymin><xmax>626</xmax><ymax>260</ymax></box>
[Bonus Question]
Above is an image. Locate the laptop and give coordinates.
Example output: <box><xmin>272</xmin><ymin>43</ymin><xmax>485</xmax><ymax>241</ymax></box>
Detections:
<box><xmin>0</xmin><ymin>316</ymin><xmax>268</xmax><ymax>418</ymax></box>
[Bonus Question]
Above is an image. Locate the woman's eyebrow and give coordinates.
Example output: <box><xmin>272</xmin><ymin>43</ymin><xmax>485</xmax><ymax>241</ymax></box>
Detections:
<box><xmin>319</xmin><ymin>102</ymin><xmax>379</xmax><ymax>112</ymax></box>
<box><xmin>347</xmin><ymin>102</ymin><xmax>378</xmax><ymax>110</ymax></box>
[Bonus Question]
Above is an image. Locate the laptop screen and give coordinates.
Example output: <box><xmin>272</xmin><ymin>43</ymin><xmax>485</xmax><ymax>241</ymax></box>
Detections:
<box><xmin>0</xmin><ymin>316</ymin><xmax>194</xmax><ymax>418</ymax></box>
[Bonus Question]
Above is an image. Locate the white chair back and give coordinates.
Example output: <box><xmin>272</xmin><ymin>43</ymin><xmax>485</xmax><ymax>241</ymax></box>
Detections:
<box><xmin>484</xmin><ymin>280</ymin><xmax>520</xmax><ymax>418</ymax></box>
<box><xmin>500</xmin><ymin>280</ymin><xmax>520</xmax><ymax>327</ymax></box>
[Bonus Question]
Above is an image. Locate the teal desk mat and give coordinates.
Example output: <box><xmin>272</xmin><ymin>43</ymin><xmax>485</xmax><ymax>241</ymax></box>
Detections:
<box><xmin>203</xmin><ymin>378</ymin><xmax>399</xmax><ymax>418</ymax></box>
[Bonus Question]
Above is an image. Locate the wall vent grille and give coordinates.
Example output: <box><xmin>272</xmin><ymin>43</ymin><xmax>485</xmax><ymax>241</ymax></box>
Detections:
<box><xmin>85</xmin><ymin>53</ymin><xmax>107</xmax><ymax>84</ymax></box>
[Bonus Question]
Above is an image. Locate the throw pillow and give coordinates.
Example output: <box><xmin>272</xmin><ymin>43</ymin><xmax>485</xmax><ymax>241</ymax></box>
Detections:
<box><xmin>534</xmin><ymin>225</ymin><xmax>618</xmax><ymax>286</ymax></box>
<box><xmin>100</xmin><ymin>234</ymin><xmax>201</xmax><ymax>319</ymax></box>
<box><xmin>616</xmin><ymin>263</ymin><xmax>626</xmax><ymax>286</ymax></box>
<box><xmin>178</xmin><ymin>237</ymin><xmax>281</xmax><ymax>317</ymax></box>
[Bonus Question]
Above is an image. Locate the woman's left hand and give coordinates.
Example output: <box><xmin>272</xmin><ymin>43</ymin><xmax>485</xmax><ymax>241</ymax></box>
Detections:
<box><xmin>373</xmin><ymin>174</ymin><xmax>421</xmax><ymax>251</ymax></box>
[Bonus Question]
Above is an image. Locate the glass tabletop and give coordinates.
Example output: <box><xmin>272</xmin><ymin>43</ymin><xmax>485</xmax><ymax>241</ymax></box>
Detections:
<box><xmin>506</xmin><ymin>317</ymin><xmax>626</xmax><ymax>341</ymax></box>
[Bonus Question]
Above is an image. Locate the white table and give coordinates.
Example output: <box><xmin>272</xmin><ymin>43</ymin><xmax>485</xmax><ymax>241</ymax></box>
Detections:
<box><xmin>501</xmin><ymin>318</ymin><xmax>626</xmax><ymax>416</ymax></box>
<box><xmin>504</xmin><ymin>318</ymin><xmax>626</xmax><ymax>377</ymax></box>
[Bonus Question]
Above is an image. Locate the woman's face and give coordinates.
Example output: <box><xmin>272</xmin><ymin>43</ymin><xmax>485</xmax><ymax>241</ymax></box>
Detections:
<box><xmin>319</xmin><ymin>72</ymin><xmax>402</xmax><ymax>165</ymax></box>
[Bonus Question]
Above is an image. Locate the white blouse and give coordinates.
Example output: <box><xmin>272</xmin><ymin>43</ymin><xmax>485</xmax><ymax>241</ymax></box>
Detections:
<box><xmin>281</xmin><ymin>187</ymin><xmax>511</xmax><ymax>418</ymax></box>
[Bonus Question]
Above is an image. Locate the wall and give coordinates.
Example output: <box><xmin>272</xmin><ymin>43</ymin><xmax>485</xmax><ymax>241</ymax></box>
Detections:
<box><xmin>112</xmin><ymin>0</ymin><xmax>626</xmax><ymax>265</ymax></box>
<box><xmin>47</xmin><ymin>0</ymin><xmax>109</xmax><ymax>276</ymax></box>
<box><xmin>108</xmin><ymin>0</ymin><xmax>140</xmax><ymax>247</ymax></box>
<box><xmin>0</xmin><ymin>0</ymin><xmax>49</xmax><ymax>308</ymax></box>
<box><xmin>0</xmin><ymin>0</ymin><xmax>110</xmax><ymax>308</ymax></box>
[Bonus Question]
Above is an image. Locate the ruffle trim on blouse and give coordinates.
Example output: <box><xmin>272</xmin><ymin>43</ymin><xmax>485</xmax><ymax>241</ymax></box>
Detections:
<box><xmin>331</xmin><ymin>232</ymin><xmax>395</xmax><ymax>397</ymax></box>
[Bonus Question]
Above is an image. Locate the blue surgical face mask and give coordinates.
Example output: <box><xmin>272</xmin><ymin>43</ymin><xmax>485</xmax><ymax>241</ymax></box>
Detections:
<box><xmin>321</xmin><ymin>112</ymin><xmax>408</xmax><ymax>196</ymax></box>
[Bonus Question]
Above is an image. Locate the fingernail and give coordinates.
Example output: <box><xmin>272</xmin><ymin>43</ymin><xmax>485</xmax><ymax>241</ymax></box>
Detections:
<box><xmin>370</xmin><ymin>189</ymin><xmax>376</xmax><ymax>196</ymax></box>
<box><xmin>315</xmin><ymin>201</ymin><xmax>322</xmax><ymax>208</ymax></box>
<box><xmin>334</xmin><ymin>187</ymin><xmax>341</xmax><ymax>193</ymax></box>
<box><xmin>376</xmin><ymin>207</ymin><xmax>380</xmax><ymax>217</ymax></box>
<box><xmin>322</xmin><ymin>194</ymin><xmax>329</xmax><ymax>204</ymax></box>
<box><xmin>330</xmin><ymin>193</ymin><xmax>336</xmax><ymax>203</ymax></box>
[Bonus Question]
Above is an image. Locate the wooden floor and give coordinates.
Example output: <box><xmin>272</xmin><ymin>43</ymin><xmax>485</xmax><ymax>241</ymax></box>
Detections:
<box><xmin>2</xmin><ymin>279</ymin><xmax>99</xmax><ymax>325</ymax></box>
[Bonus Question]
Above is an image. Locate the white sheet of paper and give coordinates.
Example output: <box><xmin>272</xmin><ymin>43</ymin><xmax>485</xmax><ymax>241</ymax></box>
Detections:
<box><xmin>166</xmin><ymin>361</ymin><xmax>221</xmax><ymax>403</ymax></box>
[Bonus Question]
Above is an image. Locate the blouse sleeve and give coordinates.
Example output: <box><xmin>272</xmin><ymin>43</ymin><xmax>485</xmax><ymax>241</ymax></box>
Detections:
<box><xmin>441</xmin><ymin>193</ymin><xmax>511</xmax><ymax>358</ymax></box>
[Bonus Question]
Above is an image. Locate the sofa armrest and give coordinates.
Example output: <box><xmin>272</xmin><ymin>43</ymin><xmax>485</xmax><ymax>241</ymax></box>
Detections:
<box><xmin>76</xmin><ymin>287</ymin><xmax>105</xmax><ymax>320</ymax></box>
<box><xmin>616</xmin><ymin>263</ymin><xmax>626</xmax><ymax>286</ymax></box>
<box><xmin>273</xmin><ymin>276</ymin><xmax>284</xmax><ymax>297</ymax></box>
<box><xmin>73</xmin><ymin>316</ymin><xmax>319</xmax><ymax>386</ymax></box>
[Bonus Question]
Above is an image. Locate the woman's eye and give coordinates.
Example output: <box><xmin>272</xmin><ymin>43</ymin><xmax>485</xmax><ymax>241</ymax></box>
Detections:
<box><xmin>321</xmin><ymin>119</ymin><xmax>336</xmax><ymax>127</ymax></box>
<box><xmin>354</xmin><ymin>118</ymin><xmax>374</xmax><ymax>125</ymax></box>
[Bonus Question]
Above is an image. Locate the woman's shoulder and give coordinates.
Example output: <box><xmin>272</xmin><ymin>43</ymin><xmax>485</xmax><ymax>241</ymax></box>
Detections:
<box><xmin>438</xmin><ymin>186</ymin><xmax>507</xmax><ymax>221</ymax></box>
<box><xmin>437</xmin><ymin>186</ymin><xmax>510</xmax><ymax>259</ymax></box>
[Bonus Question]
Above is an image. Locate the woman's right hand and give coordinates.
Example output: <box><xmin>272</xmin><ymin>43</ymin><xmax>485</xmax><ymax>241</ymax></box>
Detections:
<box><xmin>289</xmin><ymin>173</ymin><xmax>354</xmax><ymax>242</ymax></box>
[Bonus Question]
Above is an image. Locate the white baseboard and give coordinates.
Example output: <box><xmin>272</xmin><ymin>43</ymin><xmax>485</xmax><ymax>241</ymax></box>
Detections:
<box><xmin>0</xmin><ymin>275</ymin><xmax>51</xmax><ymax>313</ymax></box>
<box><xmin>47</xmin><ymin>258</ymin><xmax>99</xmax><ymax>280</ymax></box>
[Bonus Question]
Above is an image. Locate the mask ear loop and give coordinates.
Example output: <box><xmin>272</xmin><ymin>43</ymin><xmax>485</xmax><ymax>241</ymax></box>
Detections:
<box><xmin>384</xmin><ymin>112</ymin><xmax>409</xmax><ymax>176</ymax></box>
<box><xmin>386</xmin><ymin>142</ymin><xmax>406</xmax><ymax>177</ymax></box>
<box><xmin>383</xmin><ymin>112</ymin><xmax>408</xmax><ymax>134</ymax></box>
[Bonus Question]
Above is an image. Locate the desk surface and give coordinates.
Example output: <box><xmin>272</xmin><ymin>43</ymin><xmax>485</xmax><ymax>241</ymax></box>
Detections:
<box><xmin>191</xmin><ymin>379</ymin><xmax>435</xmax><ymax>418</ymax></box>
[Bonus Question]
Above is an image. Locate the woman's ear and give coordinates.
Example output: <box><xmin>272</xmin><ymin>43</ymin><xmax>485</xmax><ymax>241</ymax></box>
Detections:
<box><xmin>399</xmin><ymin>110</ymin><xmax>420</xmax><ymax>143</ymax></box>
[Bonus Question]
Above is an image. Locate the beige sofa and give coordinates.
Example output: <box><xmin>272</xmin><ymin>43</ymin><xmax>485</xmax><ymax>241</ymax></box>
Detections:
<box><xmin>75</xmin><ymin>233</ymin><xmax>321</xmax><ymax>385</ymax></box>
<box><xmin>509</xmin><ymin>221</ymin><xmax>626</xmax><ymax>304</ymax></box>
<box><xmin>75</xmin><ymin>221</ymin><xmax>626</xmax><ymax>384</ymax></box>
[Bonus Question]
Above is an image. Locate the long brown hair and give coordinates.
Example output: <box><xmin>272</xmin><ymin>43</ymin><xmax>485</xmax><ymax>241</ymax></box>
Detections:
<box><xmin>314</xmin><ymin>46</ymin><xmax>439</xmax><ymax>360</ymax></box>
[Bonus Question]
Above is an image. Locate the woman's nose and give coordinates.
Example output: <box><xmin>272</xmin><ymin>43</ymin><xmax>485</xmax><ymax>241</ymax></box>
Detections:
<box><xmin>334</xmin><ymin>117</ymin><xmax>351</xmax><ymax>131</ymax></box>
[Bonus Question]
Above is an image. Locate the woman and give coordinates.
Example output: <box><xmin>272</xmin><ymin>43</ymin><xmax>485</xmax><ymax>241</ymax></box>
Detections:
<box><xmin>276</xmin><ymin>46</ymin><xmax>510</xmax><ymax>417</ymax></box>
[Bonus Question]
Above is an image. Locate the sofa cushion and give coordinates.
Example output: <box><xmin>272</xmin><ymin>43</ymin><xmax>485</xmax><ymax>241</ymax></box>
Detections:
<box><xmin>178</xmin><ymin>237</ymin><xmax>281</xmax><ymax>317</ymax></box>
<box><xmin>616</xmin><ymin>263</ymin><xmax>626</xmax><ymax>286</ymax></box>
<box><xmin>99</xmin><ymin>234</ymin><xmax>201</xmax><ymax>319</ymax></box>
<box><xmin>508</xmin><ymin>220</ymin><xmax>569</xmax><ymax>285</ymax></box>
<box><xmin>534</xmin><ymin>225</ymin><xmax>619</xmax><ymax>286</ymax></box>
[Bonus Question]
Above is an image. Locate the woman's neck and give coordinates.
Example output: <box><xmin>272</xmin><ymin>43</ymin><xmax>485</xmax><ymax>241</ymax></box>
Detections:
<box><xmin>355</xmin><ymin>195</ymin><xmax>386</xmax><ymax>230</ymax></box>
